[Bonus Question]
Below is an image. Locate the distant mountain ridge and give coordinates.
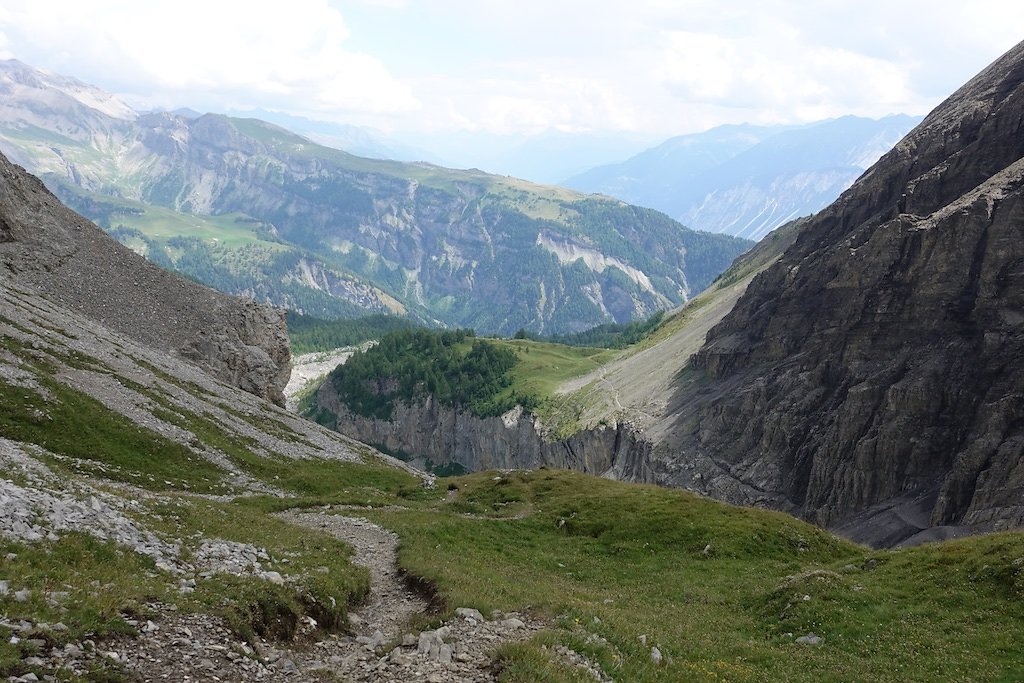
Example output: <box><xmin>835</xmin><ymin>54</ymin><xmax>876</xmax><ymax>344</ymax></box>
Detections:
<box><xmin>566</xmin><ymin>114</ymin><xmax>922</xmax><ymax>240</ymax></box>
<box><xmin>0</xmin><ymin>58</ymin><xmax>750</xmax><ymax>335</ymax></box>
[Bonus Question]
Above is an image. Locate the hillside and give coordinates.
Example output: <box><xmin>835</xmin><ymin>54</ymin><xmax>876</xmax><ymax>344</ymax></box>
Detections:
<box><xmin>0</xmin><ymin>58</ymin><xmax>750</xmax><ymax>335</ymax></box>
<box><xmin>1</xmin><ymin>124</ymin><xmax>1022</xmax><ymax>682</ymax></box>
<box><xmin>0</xmin><ymin>151</ymin><xmax>290</xmax><ymax>405</ymax></box>
<box><xmin>644</xmin><ymin>40</ymin><xmax>1024</xmax><ymax>546</ymax></box>
<box><xmin>310</xmin><ymin>40</ymin><xmax>1024</xmax><ymax>550</ymax></box>
<box><xmin>308</xmin><ymin>221</ymin><xmax>799</xmax><ymax>479</ymax></box>
<box><xmin>566</xmin><ymin>115</ymin><xmax>921</xmax><ymax>240</ymax></box>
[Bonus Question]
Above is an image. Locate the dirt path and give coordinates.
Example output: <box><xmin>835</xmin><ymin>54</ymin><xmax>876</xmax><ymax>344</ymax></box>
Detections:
<box><xmin>274</xmin><ymin>512</ymin><xmax>427</xmax><ymax>641</ymax></box>
<box><xmin>99</xmin><ymin>511</ymin><xmax>547</xmax><ymax>682</ymax></box>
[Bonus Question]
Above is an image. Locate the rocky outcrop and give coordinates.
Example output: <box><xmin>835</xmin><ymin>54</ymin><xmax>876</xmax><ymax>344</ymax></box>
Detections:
<box><xmin>316</xmin><ymin>389</ymin><xmax>653</xmax><ymax>481</ymax></box>
<box><xmin>651</xmin><ymin>40</ymin><xmax>1024</xmax><ymax>546</ymax></box>
<box><xmin>0</xmin><ymin>151</ymin><xmax>291</xmax><ymax>405</ymax></box>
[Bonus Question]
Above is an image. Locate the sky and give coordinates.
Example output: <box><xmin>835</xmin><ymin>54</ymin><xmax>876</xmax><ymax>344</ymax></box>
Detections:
<box><xmin>1</xmin><ymin>0</ymin><xmax>1022</xmax><ymax>143</ymax></box>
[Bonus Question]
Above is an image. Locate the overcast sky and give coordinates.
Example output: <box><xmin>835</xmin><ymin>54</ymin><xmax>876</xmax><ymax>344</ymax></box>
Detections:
<box><xmin>1</xmin><ymin>1</ymin><xmax>1022</xmax><ymax>140</ymax></box>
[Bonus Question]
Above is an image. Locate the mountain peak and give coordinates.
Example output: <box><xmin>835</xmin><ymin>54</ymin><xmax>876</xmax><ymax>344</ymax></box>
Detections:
<box><xmin>0</xmin><ymin>58</ymin><xmax>137</xmax><ymax>121</ymax></box>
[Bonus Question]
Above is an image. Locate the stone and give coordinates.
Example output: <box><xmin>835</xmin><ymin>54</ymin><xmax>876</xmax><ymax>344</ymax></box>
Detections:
<box><xmin>14</xmin><ymin>589</ymin><xmax>30</xmax><ymax>602</ymax></box>
<box><xmin>456</xmin><ymin>607</ymin><xmax>485</xmax><ymax>623</ymax></box>
<box><xmin>796</xmin><ymin>633</ymin><xmax>823</xmax><ymax>646</ymax></box>
<box><xmin>650</xmin><ymin>646</ymin><xmax>662</xmax><ymax>665</ymax></box>
<box><xmin>501</xmin><ymin>618</ymin><xmax>526</xmax><ymax>630</ymax></box>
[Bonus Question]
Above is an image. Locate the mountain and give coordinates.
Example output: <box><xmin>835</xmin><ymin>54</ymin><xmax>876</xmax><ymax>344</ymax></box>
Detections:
<box><xmin>0</xmin><ymin>150</ymin><xmax>290</xmax><ymax>405</ymax></box>
<box><xmin>565</xmin><ymin>115</ymin><xmax>922</xmax><ymax>240</ymax></box>
<box><xmin>2</xmin><ymin>147</ymin><xmax>1021</xmax><ymax>683</ymax></box>
<box><xmin>641</xmin><ymin>40</ymin><xmax>1024</xmax><ymax>545</ymax></box>
<box><xmin>225</xmin><ymin>108</ymin><xmax>437</xmax><ymax>162</ymax></box>
<box><xmin>0</xmin><ymin>58</ymin><xmax>750</xmax><ymax>335</ymax></box>
<box><xmin>310</xmin><ymin>41</ymin><xmax>1024</xmax><ymax>549</ymax></box>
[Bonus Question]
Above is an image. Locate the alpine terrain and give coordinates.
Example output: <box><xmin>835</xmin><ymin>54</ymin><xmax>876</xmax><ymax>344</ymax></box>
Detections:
<box><xmin>0</xmin><ymin>58</ymin><xmax>749</xmax><ymax>335</ymax></box>
<box><xmin>0</xmin><ymin>43</ymin><xmax>1023</xmax><ymax>683</ymax></box>
<box><xmin>312</xmin><ymin>41</ymin><xmax>1024</xmax><ymax>550</ymax></box>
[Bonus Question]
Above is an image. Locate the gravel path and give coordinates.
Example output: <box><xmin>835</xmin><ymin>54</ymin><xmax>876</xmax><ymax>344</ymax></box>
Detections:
<box><xmin>84</xmin><ymin>511</ymin><xmax>548</xmax><ymax>683</ymax></box>
<box><xmin>274</xmin><ymin>512</ymin><xmax>427</xmax><ymax>641</ymax></box>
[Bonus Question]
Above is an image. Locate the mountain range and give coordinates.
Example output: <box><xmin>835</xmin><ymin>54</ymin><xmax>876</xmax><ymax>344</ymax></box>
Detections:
<box><xmin>0</xmin><ymin>58</ymin><xmax>749</xmax><ymax>336</ymax></box>
<box><xmin>1</xmin><ymin>38</ymin><xmax>1023</xmax><ymax>683</ymax></box>
<box><xmin>314</xmin><ymin>41</ymin><xmax>1024</xmax><ymax>548</ymax></box>
<box><xmin>566</xmin><ymin>114</ymin><xmax>922</xmax><ymax>240</ymax></box>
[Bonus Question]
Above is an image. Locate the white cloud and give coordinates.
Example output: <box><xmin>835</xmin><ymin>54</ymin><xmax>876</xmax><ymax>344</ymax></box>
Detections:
<box><xmin>0</xmin><ymin>0</ymin><xmax>419</xmax><ymax>117</ymax></box>
<box><xmin>653</xmin><ymin>23</ymin><xmax>915</xmax><ymax>123</ymax></box>
<box><xmin>1</xmin><ymin>0</ymin><xmax>1022</xmax><ymax>139</ymax></box>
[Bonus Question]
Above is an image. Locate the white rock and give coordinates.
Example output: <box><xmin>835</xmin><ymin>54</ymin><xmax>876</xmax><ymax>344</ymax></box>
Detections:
<box><xmin>263</xmin><ymin>571</ymin><xmax>285</xmax><ymax>586</ymax></box>
<box><xmin>650</xmin><ymin>646</ymin><xmax>663</xmax><ymax>665</ymax></box>
<box><xmin>456</xmin><ymin>607</ymin><xmax>485</xmax><ymax>623</ymax></box>
<box><xmin>796</xmin><ymin>633</ymin><xmax>823</xmax><ymax>646</ymax></box>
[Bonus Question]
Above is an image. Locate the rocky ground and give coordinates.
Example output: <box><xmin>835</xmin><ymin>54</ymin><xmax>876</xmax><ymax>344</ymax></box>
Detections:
<box><xmin>101</xmin><ymin>507</ymin><xmax>550</xmax><ymax>683</ymax></box>
<box><xmin>1</xmin><ymin>442</ymin><xmax>609</xmax><ymax>682</ymax></box>
<box><xmin>0</xmin><ymin>489</ymin><xmax>565</xmax><ymax>682</ymax></box>
<box><xmin>283</xmin><ymin>347</ymin><xmax>363</xmax><ymax>412</ymax></box>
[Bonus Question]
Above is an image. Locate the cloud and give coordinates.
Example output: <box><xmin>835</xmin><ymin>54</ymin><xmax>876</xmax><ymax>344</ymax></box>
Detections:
<box><xmin>1</xmin><ymin>0</ymin><xmax>1022</xmax><ymax>139</ymax></box>
<box><xmin>0</xmin><ymin>0</ymin><xmax>419</xmax><ymax>117</ymax></box>
<box><xmin>653</xmin><ymin>23</ymin><xmax>915</xmax><ymax>123</ymax></box>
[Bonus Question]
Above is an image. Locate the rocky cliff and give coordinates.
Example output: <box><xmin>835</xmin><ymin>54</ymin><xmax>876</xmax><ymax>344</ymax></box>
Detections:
<box><xmin>316</xmin><ymin>390</ymin><xmax>653</xmax><ymax>482</ymax></box>
<box><xmin>651</xmin><ymin>40</ymin><xmax>1024</xmax><ymax>546</ymax></box>
<box><xmin>0</xmin><ymin>151</ymin><xmax>291</xmax><ymax>405</ymax></box>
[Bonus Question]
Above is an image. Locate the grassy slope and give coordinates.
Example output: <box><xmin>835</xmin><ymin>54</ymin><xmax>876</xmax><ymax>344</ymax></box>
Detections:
<box><xmin>541</xmin><ymin>217</ymin><xmax>806</xmax><ymax>436</ymax></box>
<box><xmin>0</xmin><ymin>299</ymin><xmax>418</xmax><ymax>681</ymax></box>
<box><xmin>2</xmin><ymin>300</ymin><xmax>1022</xmax><ymax>682</ymax></box>
<box><xmin>257</xmin><ymin>470</ymin><xmax>1022</xmax><ymax>683</ymax></box>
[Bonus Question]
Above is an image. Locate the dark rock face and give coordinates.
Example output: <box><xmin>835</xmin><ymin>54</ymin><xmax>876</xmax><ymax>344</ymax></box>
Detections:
<box><xmin>0</xmin><ymin>152</ymin><xmax>291</xmax><ymax>405</ymax></box>
<box><xmin>316</xmin><ymin>391</ymin><xmax>653</xmax><ymax>482</ymax></box>
<box><xmin>654</xmin><ymin>41</ymin><xmax>1024</xmax><ymax>546</ymax></box>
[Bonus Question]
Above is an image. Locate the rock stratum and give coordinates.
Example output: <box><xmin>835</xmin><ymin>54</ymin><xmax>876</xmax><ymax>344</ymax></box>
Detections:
<box><xmin>317</xmin><ymin>393</ymin><xmax>652</xmax><ymax>482</ymax></box>
<box><xmin>0</xmin><ymin>150</ymin><xmax>291</xmax><ymax>405</ymax></box>
<box><xmin>653</xmin><ymin>40</ymin><xmax>1024</xmax><ymax>545</ymax></box>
